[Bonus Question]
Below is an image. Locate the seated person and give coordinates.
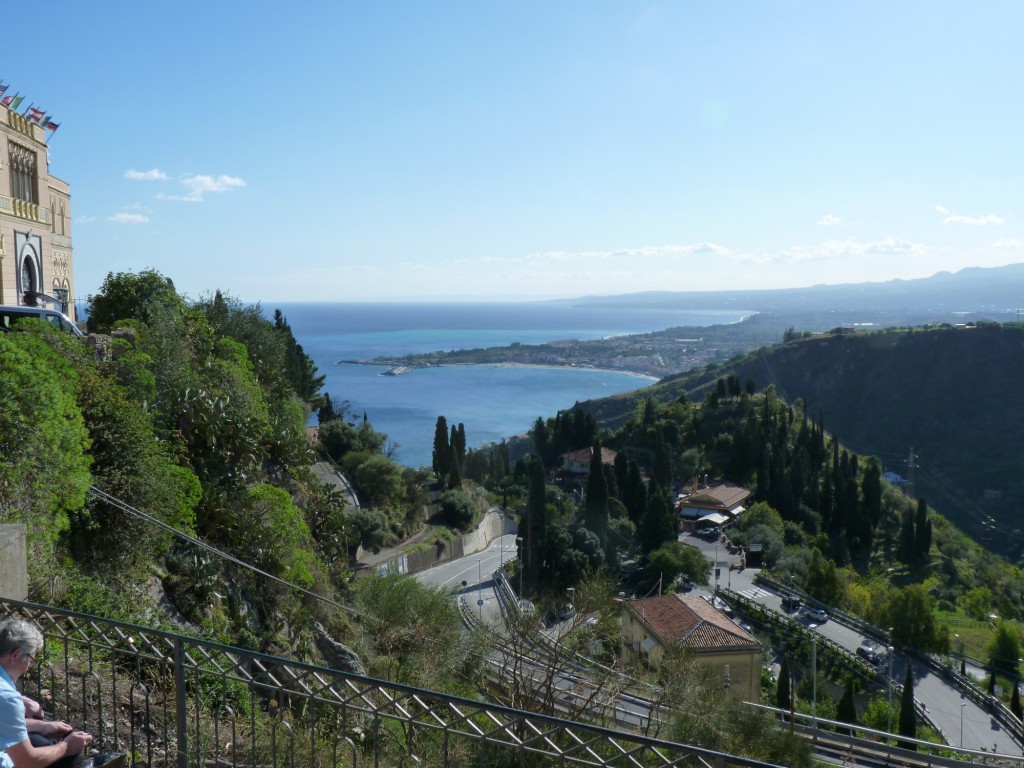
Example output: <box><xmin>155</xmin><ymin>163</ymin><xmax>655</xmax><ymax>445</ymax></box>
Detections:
<box><xmin>1</xmin><ymin>619</ymin><xmax>123</xmax><ymax>768</ymax></box>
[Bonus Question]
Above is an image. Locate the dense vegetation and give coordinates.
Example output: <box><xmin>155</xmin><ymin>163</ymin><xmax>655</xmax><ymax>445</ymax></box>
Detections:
<box><xmin>0</xmin><ymin>269</ymin><xmax>442</xmax><ymax>666</ymax></box>
<box><xmin>580</xmin><ymin>322</ymin><xmax>1024</xmax><ymax>564</ymax></box>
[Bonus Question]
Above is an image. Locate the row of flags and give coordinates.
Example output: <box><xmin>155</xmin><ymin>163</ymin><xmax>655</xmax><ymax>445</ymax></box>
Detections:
<box><xmin>0</xmin><ymin>80</ymin><xmax>60</xmax><ymax>133</ymax></box>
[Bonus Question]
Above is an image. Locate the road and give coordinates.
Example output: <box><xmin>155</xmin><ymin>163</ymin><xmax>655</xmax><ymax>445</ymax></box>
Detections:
<box><xmin>680</xmin><ymin>530</ymin><xmax>1023</xmax><ymax>756</ymax></box>
<box><xmin>416</xmin><ymin>533</ymin><xmax>519</xmax><ymax>623</ymax></box>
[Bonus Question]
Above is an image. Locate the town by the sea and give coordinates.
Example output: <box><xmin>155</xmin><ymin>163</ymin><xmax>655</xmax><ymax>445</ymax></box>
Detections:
<box><xmin>275</xmin><ymin>301</ymin><xmax>750</xmax><ymax>468</ymax></box>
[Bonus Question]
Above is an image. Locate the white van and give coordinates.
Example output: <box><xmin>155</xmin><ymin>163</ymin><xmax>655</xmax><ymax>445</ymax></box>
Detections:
<box><xmin>0</xmin><ymin>305</ymin><xmax>85</xmax><ymax>337</ymax></box>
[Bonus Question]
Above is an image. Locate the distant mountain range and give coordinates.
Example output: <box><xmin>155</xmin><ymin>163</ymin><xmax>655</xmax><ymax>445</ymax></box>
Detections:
<box><xmin>565</xmin><ymin>262</ymin><xmax>1024</xmax><ymax>321</ymax></box>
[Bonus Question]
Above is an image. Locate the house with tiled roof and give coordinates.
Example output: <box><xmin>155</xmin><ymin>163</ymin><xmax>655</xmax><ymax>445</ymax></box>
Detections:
<box><xmin>620</xmin><ymin>593</ymin><xmax>762</xmax><ymax>700</ymax></box>
<box><xmin>676</xmin><ymin>481</ymin><xmax>752</xmax><ymax>522</ymax></box>
<box><xmin>561</xmin><ymin>446</ymin><xmax>618</xmax><ymax>475</ymax></box>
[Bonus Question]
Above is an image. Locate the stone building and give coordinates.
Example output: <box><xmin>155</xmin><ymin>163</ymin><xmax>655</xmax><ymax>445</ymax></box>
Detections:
<box><xmin>0</xmin><ymin>105</ymin><xmax>74</xmax><ymax>318</ymax></box>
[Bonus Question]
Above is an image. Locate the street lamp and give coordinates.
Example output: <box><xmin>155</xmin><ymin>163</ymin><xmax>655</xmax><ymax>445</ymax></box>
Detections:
<box><xmin>499</xmin><ymin>512</ymin><xmax>505</xmax><ymax>566</ymax></box>
<box><xmin>887</xmin><ymin>645</ymin><xmax>895</xmax><ymax>736</ymax></box>
<box><xmin>516</xmin><ymin>536</ymin><xmax>523</xmax><ymax>599</ymax></box>
<box><xmin>811</xmin><ymin>636</ymin><xmax>817</xmax><ymax>727</ymax></box>
<box><xmin>477</xmin><ymin>559</ymin><xmax>483</xmax><ymax>620</ymax></box>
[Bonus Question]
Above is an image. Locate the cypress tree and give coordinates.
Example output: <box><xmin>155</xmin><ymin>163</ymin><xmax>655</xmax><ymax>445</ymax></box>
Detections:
<box><xmin>898</xmin><ymin>663</ymin><xmax>917</xmax><ymax>750</ymax></box>
<box><xmin>899</xmin><ymin>507</ymin><xmax>917</xmax><ymax>563</ymax></box>
<box><xmin>524</xmin><ymin>458</ymin><xmax>548</xmax><ymax>587</ymax></box>
<box><xmin>584</xmin><ymin>440</ymin><xmax>609</xmax><ymax>545</ymax></box>
<box><xmin>639</xmin><ymin>480</ymin><xmax>675</xmax><ymax>555</ymax></box>
<box><xmin>454</xmin><ymin>423</ymin><xmax>467</xmax><ymax>464</ymax></box>
<box><xmin>836</xmin><ymin>676</ymin><xmax>857</xmax><ymax>735</ymax></box>
<box><xmin>432</xmin><ymin>416</ymin><xmax>450</xmax><ymax>478</ymax></box>
<box><xmin>776</xmin><ymin>656</ymin><xmax>792</xmax><ymax>712</ymax></box>
<box><xmin>914</xmin><ymin>498</ymin><xmax>929</xmax><ymax>559</ymax></box>
<box><xmin>447</xmin><ymin>445</ymin><xmax>462</xmax><ymax>490</ymax></box>
<box><xmin>1011</xmin><ymin>680</ymin><xmax>1022</xmax><ymax>721</ymax></box>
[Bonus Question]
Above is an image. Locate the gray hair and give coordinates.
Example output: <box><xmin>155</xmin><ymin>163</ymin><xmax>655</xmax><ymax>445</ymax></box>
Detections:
<box><xmin>0</xmin><ymin>618</ymin><xmax>44</xmax><ymax>658</ymax></box>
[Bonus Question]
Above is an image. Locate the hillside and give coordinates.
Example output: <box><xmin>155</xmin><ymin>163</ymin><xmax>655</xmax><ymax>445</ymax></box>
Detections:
<box><xmin>580</xmin><ymin>323</ymin><xmax>1024</xmax><ymax>562</ymax></box>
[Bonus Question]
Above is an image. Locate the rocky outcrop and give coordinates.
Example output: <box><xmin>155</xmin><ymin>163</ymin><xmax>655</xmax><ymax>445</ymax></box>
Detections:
<box><xmin>314</xmin><ymin>623</ymin><xmax>365</xmax><ymax>676</ymax></box>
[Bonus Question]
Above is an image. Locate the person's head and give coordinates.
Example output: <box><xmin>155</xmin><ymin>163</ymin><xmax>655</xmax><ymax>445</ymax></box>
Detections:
<box><xmin>0</xmin><ymin>618</ymin><xmax>44</xmax><ymax>679</ymax></box>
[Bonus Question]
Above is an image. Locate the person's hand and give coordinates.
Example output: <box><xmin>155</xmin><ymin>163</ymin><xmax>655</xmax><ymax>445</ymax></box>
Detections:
<box><xmin>64</xmin><ymin>731</ymin><xmax>93</xmax><ymax>755</ymax></box>
<box><xmin>22</xmin><ymin>696</ymin><xmax>43</xmax><ymax>719</ymax></box>
<box><xmin>36</xmin><ymin>720</ymin><xmax>73</xmax><ymax>738</ymax></box>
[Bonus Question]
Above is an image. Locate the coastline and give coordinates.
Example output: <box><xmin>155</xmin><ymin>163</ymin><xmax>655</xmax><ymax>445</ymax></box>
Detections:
<box><xmin>338</xmin><ymin>358</ymin><xmax>661</xmax><ymax>382</ymax></box>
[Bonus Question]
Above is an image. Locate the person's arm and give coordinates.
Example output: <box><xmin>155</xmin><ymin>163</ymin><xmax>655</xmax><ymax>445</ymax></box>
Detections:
<box><xmin>20</xmin><ymin>698</ymin><xmax>42</xmax><ymax>720</ymax></box>
<box><xmin>24</xmin><ymin>719</ymin><xmax>72</xmax><ymax>737</ymax></box>
<box><xmin>6</xmin><ymin>730</ymin><xmax>92</xmax><ymax>768</ymax></box>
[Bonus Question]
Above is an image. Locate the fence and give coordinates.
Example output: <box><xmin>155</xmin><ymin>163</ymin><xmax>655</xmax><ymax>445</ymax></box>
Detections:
<box><xmin>2</xmin><ymin>596</ymin><xmax>782</xmax><ymax>768</ymax></box>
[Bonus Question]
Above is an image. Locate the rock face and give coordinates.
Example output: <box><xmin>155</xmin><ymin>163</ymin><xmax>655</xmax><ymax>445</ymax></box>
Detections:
<box><xmin>314</xmin><ymin>623</ymin><xmax>365</xmax><ymax>676</ymax></box>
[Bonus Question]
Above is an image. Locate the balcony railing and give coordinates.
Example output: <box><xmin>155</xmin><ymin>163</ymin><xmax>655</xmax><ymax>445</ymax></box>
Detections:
<box><xmin>2</xmin><ymin>596</ymin><xmax>780</xmax><ymax>768</ymax></box>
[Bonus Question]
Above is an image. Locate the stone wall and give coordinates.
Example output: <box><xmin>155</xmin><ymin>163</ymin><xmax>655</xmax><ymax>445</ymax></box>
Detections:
<box><xmin>0</xmin><ymin>525</ymin><xmax>27</xmax><ymax>600</ymax></box>
<box><xmin>373</xmin><ymin>510</ymin><xmax>516</xmax><ymax>577</ymax></box>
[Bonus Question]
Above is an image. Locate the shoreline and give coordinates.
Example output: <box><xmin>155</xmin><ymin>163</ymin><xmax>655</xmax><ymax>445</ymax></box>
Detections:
<box><xmin>337</xmin><ymin>359</ymin><xmax>661</xmax><ymax>382</ymax></box>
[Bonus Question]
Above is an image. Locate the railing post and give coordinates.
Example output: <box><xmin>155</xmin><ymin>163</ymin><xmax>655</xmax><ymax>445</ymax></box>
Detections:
<box><xmin>174</xmin><ymin>638</ymin><xmax>188</xmax><ymax>768</ymax></box>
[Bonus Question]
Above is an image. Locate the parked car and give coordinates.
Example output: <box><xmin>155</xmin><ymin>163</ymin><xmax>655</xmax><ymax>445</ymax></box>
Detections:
<box><xmin>696</xmin><ymin>527</ymin><xmax>719</xmax><ymax>539</ymax></box>
<box><xmin>0</xmin><ymin>305</ymin><xmax>84</xmax><ymax>337</ymax></box>
<box><xmin>781</xmin><ymin>595</ymin><xmax>802</xmax><ymax>611</ymax></box>
<box><xmin>856</xmin><ymin>643</ymin><xmax>881</xmax><ymax>665</ymax></box>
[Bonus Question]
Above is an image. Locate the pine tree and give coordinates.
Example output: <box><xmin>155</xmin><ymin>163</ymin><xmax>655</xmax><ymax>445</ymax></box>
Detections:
<box><xmin>898</xmin><ymin>663</ymin><xmax>917</xmax><ymax>750</ymax></box>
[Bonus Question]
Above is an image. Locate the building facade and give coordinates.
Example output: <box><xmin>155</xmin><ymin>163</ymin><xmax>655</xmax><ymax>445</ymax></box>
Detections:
<box><xmin>620</xmin><ymin>593</ymin><xmax>762</xmax><ymax>701</ymax></box>
<box><xmin>0</xmin><ymin>107</ymin><xmax>74</xmax><ymax>318</ymax></box>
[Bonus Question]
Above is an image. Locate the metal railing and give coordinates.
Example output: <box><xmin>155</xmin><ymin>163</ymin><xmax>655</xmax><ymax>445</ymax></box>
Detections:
<box><xmin>3</xmin><ymin>596</ymin><xmax>783</xmax><ymax>768</ymax></box>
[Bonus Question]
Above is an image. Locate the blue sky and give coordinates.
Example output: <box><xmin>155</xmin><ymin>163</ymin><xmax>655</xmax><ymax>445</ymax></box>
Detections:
<box><xmin>6</xmin><ymin>2</ymin><xmax>1023</xmax><ymax>302</ymax></box>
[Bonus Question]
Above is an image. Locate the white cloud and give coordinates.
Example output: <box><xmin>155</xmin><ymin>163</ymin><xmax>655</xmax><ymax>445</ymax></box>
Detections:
<box><xmin>109</xmin><ymin>212</ymin><xmax>150</xmax><ymax>224</ymax></box>
<box><xmin>993</xmin><ymin>238</ymin><xmax>1022</xmax><ymax>249</ymax></box>
<box><xmin>163</xmin><ymin>174</ymin><xmax>246</xmax><ymax>202</ymax></box>
<box><xmin>817</xmin><ymin>214</ymin><xmax>842</xmax><ymax>227</ymax></box>
<box><xmin>124</xmin><ymin>168</ymin><xmax>168</xmax><ymax>181</ymax></box>
<box><xmin>76</xmin><ymin>215</ymin><xmax>96</xmax><ymax>224</ymax></box>
<box><xmin>934</xmin><ymin>205</ymin><xmax>1005</xmax><ymax>226</ymax></box>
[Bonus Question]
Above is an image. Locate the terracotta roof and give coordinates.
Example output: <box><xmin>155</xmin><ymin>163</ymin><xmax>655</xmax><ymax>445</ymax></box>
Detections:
<box><xmin>680</xmin><ymin>482</ymin><xmax>751</xmax><ymax>509</ymax></box>
<box><xmin>563</xmin><ymin>447</ymin><xmax>618</xmax><ymax>465</ymax></box>
<box><xmin>625</xmin><ymin>594</ymin><xmax>759</xmax><ymax>652</ymax></box>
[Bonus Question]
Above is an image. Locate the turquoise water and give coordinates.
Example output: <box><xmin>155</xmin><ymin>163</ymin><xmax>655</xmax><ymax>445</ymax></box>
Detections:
<box><xmin>275</xmin><ymin>302</ymin><xmax>749</xmax><ymax>468</ymax></box>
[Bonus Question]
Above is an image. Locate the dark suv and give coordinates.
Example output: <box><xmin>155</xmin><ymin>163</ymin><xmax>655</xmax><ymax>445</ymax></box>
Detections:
<box><xmin>781</xmin><ymin>595</ymin><xmax>801</xmax><ymax>611</ymax></box>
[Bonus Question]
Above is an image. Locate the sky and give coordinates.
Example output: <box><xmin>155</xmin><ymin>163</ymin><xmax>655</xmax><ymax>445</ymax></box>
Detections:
<box><xmin>5</xmin><ymin>2</ymin><xmax>1024</xmax><ymax>303</ymax></box>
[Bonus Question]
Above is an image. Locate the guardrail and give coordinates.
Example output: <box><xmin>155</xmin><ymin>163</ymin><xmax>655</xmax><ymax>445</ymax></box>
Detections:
<box><xmin>2</xmin><ymin>596</ymin><xmax>785</xmax><ymax>768</ymax></box>
<box><xmin>751</xmin><ymin>573</ymin><xmax>1024</xmax><ymax>749</ymax></box>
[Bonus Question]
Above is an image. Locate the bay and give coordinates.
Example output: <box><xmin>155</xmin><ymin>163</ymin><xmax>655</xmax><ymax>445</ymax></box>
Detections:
<box><xmin>274</xmin><ymin>302</ymin><xmax>750</xmax><ymax>468</ymax></box>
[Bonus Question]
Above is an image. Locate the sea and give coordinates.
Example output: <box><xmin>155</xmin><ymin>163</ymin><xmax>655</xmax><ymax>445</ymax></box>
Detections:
<box><xmin>274</xmin><ymin>301</ymin><xmax>750</xmax><ymax>468</ymax></box>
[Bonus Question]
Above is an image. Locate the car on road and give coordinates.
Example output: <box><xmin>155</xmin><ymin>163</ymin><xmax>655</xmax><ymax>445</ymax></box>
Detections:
<box><xmin>781</xmin><ymin>595</ymin><xmax>801</xmax><ymax>611</ymax></box>
<box><xmin>803</xmin><ymin>607</ymin><xmax>828</xmax><ymax>623</ymax></box>
<box><xmin>856</xmin><ymin>643</ymin><xmax>881</xmax><ymax>665</ymax></box>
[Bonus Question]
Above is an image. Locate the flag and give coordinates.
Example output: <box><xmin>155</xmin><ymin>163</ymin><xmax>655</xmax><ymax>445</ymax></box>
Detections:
<box><xmin>0</xmin><ymin>83</ymin><xmax>7</xmax><ymax>99</ymax></box>
<box><xmin>27</xmin><ymin>107</ymin><xmax>45</xmax><ymax>123</ymax></box>
<box><xmin>1</xmin><ymin>92</ymin><xmax>19</xmax><ymax>108</ymax></box>
<box><xmin>43</xmin><ymin>118</ymin><xmax>59</xmax><ymax>133</ymax></box>
<box><xmin>8</xmin><ymin>94</ymin><xmax>23</xmax><ymax>111</ymax></box>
